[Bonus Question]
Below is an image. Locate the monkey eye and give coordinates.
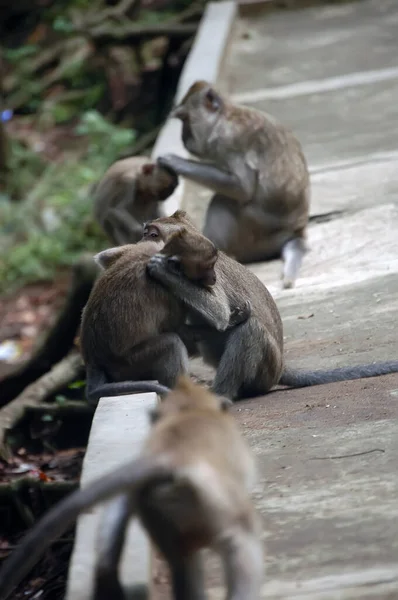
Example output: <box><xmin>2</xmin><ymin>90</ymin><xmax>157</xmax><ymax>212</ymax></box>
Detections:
<box><xmin>143</xmin><ymin>225</ymin><xmax>159</xmax><ymax>239</ymax></box>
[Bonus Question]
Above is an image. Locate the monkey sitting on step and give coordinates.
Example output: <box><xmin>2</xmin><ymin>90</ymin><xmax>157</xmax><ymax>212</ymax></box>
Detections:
<box><xmin>0</xmin><ymin>377</ymin><xmax>263</xmax><ymax>600</ymax></box>
<box><xmin>92</xmin><ymin>156</ymin><xmax>179</xmax><ymax>246</ymax></box>
<box><xmin>145</xmin><ymin>210</ymin><xmax>398</xmax><ymax>400</ymax></box>
<box><xmin>81</xmin><ymin>228</ymin><xmax>250</xmax><ymax>405</ymax></box>
<box><xmin>158</xmin><ymin>80</ymin><xmax>310</xmax><ymax>289</ymax></box>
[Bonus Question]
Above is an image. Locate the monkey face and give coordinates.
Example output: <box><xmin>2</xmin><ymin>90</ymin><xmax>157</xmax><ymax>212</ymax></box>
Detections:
<box><xmin>171</xmin><ymin>80</ymin><xmax>223</xmax><ymax>157</ymax></box>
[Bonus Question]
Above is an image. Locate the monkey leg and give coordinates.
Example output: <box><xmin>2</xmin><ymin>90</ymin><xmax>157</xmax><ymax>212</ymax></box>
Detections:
<box><xmin>211</xmin><ymin>321</ymin><xmax>279</xmax><ymax>400</ymax></box>
<box><xmin>93</xmin><ymin>493</ymin><xmax>133</xmax><ymax>600</ymax></box>
<box><xmin>202</xmin><ymin>195</ymin><xmax>239</xmax><ymax>253</ymax></box>
<box><xmin>139</xmin><ymin>486</ymin><xmax>208</xmax><ymax>600</ymax></box>
<box><xmin>281</xmin><ymin>237</ymin><xmax>307</xmax><ymax>289</ymax></box>
<box><xmin>219</xmin><ymin>526</ymin><xmax>263</xmax><ymax>600</ymax></box>
<box><xmin>126</xmin><ymin>334</ymin><xmax>189</xmax><ymax>389</ymax></box>
<box><xmin>169</xmin><ymin>554</ymin><xmax>207</xmax><ymax>600</ymax></box>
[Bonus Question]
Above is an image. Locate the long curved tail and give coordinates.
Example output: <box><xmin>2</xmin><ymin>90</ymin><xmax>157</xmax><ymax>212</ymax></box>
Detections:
<box><xmin>86</xmin><ymin>364</ymin><xmax>170</xmax><ymax>405</ymax></box>
<box><xmin>0</xmin><ymin>456</ymin><xmax>174</xmax><ymax>600</ymax></box>
<box><xmin>279</xmin><ymin>360</ymin><xmax>398</xmax><ymax>388</ymax></box>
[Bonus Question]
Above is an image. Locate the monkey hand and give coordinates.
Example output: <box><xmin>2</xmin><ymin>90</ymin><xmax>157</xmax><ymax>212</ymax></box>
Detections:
<box><xmin>228</xmin><ymin>299</ymin><xmax>251</xmax><ymax>328</ymax></box>
<box><xmin>147</xmin><ymin>254</ymin><xmax>182</xmax><ymax>283</ymax></box>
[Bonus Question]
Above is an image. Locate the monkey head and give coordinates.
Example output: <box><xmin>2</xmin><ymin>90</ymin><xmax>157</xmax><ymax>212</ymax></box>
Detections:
<box><xmin>142</xmin><ymin>210</ymin><xmax>194</xmax><ymax>242</ymax></box>
<box><xmin>142</xmin><ymin>211</ymin><xmax>218</xmax><ymax>287</ymax></box>
<box><xmin>149</xmin><ymin>376</ymin><xmax>232</xmax><ymax>424</ymax></box>
<box><xmin>170</xmin><ymin>80</ymin><xmax>223</xmax><ymax>157</ymax></box>
<box><xmin>136</xmin><ymin>162</ymin><xmax>179</xmax><ymax>202</ymax></box>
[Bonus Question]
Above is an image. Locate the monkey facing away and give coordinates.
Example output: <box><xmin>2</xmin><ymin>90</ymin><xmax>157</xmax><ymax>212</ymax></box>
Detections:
<box><xmin>81</xmin><ymin>230</ymin><xmax>249</xmax><ymax>405</ymax></box>
<box><xmin>157</xmin><ymin>80</ymin><xmax>310</xmax><ymax>289</ymax></box>
<box><xmin>144</xmin><ymin>211</ymin><xmax>398</xmax><ymax>400</ymax></box>
<box><xmin>0</xmin><ymin>377</ymin><xmax>263</xmax><ymax>600</ymax></box>
<box><xmin>92</xmin><ymin>156</ymin><xmax>179</xmax><ymax>246</ymax></box>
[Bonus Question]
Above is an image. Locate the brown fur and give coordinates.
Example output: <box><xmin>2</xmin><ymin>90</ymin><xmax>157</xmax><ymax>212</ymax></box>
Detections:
<box><xmin>0</xmin><ymin>378</ymin><xmax>263</xmax><ymax>600</ymax></box>
<box><xmin>144</xmin><ymin>213</ymin><xmax>218</xmax><ymax>287</ymax></box>
<box><xmin>162</xmin><ymin>80</ymin><xmax>310</xmax><ymax>288</ymax></box>
<box><xmin>144</xmin><ymin>211</ymin><xmax>284</xmax><ymax>399</ymax></box>
<box><xmin>93</xmin><ymin>156</ymin><xmax>179</xmax><ymax>245</ymax></box>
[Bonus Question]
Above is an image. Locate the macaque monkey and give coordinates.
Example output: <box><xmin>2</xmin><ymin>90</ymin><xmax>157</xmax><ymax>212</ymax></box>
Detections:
<box><xmin>92</xmin><ymin>156</ymin><xmax>179</xmax><ymax>245</ymax></box>
<box><xmin>0</xmin><ymin>377</ymin><xmax>263</xmax><ymax>600</ymax></box>
<box><xmin>145</xmin><ymin>211</ymin><xmax>398</xmax><ymax>400</ymax></box>
<box><xmin>81</xmin><ymin>231</ymin><xmax>249</xmax><ymax>405</ymax></box>
<box><xmin>158</xmin><ymin>80</ymin><xmax>310</xmax><ymax>289</ymax></box>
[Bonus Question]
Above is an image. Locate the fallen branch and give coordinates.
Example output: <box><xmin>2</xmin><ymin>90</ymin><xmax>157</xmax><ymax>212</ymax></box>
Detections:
<box><xmin>0</xmin><ymin>254</ymin><xmax>98</xmax><ymax>406</ymax></box>
<box><xmin>0</xmin><ymin>351</ymin><xmax>84</xmax><ymax>459</ymax></box>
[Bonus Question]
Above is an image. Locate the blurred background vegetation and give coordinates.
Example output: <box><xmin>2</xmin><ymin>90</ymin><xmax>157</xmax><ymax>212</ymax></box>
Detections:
<box><xmin>0</xmin><ymin>0</ymin><xmax>207</xmax><ymax>293</ymax></box>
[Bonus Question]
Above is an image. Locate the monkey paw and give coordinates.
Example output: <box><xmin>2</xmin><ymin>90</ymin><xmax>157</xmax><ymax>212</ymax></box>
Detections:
<box><xmin>228</xmin><ymin>299</ymin><xmax>252</xmax><ymax>327</ymax></box>
<box><xmin>282</xmin><ymin>278</ymin><xmax>295</xmax><ymax>290</ymax></box>
<box><xmin>147</xmin><ymin>254</ymin><xmax>167</xmax><ymax>277</ymax></box>
<box><xmin>166</xmin><ymin>255</ymin><xmax>182</xmax><ymax>274</ymax></box>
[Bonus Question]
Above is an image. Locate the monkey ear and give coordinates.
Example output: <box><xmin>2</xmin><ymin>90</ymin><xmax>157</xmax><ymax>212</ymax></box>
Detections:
<box><xmin>219</xmin><ymin>396</ymin><xmax>233</xmax><ymax>411</ymax></box>
<box><xmin>204</xmin><ymin>88</ymin><xmax>222</xmax><ymax>113</ymax></box>
<box><xmin>142</xmin><ymin>163</ymin><xmax>155</xmax><ymax>175</ymax></box>
<box><xmin>94</xmin><ymin>247</ymin><xmax>126</xmax><ymax>270</ymax></box>
<box><xmin>172</xmin><ymin>209</ymin><xmax>188</xmax><ymax>220</ymax></box>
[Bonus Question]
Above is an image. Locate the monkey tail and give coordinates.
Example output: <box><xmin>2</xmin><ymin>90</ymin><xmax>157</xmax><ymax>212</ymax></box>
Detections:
<box><xmin>85</xmin><ymin>363</ymin><xmax>170</xmax><ymax>405</ymax></box>
<box><xmin>279</xmin><ymin>361</ymin><xmax>398</xmax><ymax>388</ymax></box>
<box><xmin>0</xmin><ymin>456</ymin><xmax>174</xmax><ymax>600</ymax></box>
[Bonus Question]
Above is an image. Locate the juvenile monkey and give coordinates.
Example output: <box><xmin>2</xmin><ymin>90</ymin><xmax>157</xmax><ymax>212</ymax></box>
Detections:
<box><xmin>158</xmin><ymin>80</ymin><xmax>310</xmax><ymax>288</ymax></box>
<box><xmin>92</xmin><ymin>156</ymin><xmax>179</xmax><ymax>245</ymax></box>
<box><xmin>145</xmin><ymin>211</ymin><xmax>398</xmax><ymax>400</ymax></box>
<box><xmin>0</xmin><ymin>377</ymin><xmax>263</xmax><ymax>600</ymax></box>
<box><xmin>152</xmin><ymin>225</ymin><xmax>218</xmax><ymax>288</ymax></box>
<box><xmin>81</xmin><ymin>231</ymin><xmax>249</xmax><ymax>405</ymax></box>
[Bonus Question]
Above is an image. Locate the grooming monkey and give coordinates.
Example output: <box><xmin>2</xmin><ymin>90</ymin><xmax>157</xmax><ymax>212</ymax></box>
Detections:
<box><xmin>145</xmin><ymin>211</ymin><xmax>398</xmax><ymax>400</ymax></box>
<box><xmin>158</xmin><ymin>80</ymin><xmax>310</xmax><ymax>289</ymax></box>
<box><xmin>92</xmin><ymin>156</ymin><xmax>179</xmax><ymax>245</ymax></box>
<box><xmin>0</xmin><ymin>378</ymin><xmax>263</xmax><ymax>600</ymax></box>
<box><xmin>81</xmin><ymin>230</ymin><xmax>249</xmax><ymax>405</ymax></box>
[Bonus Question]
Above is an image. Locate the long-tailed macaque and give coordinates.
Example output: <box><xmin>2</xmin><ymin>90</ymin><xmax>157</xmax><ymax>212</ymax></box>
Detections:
<box><xmin>145</xmin><ymin>211</ymin><xmax>398</xmax><ymax>400</ymax></box>
<box><xmin>157</xmin><ymin>80</ymin><xmax>310</xmax><ymax>288</ymax></box>
<box><xmin>0</xmin><ymin>378</ymin><xmax>263</xmax><ymax>600</ymax></box>
<box><xmin>92</xmin><ymin>156</ymin><xmax>179</xmax><ymax>245</ymax></box>
<box><xmin>81</xmin><ymin>230</ymin><xmax>249</xmax><ymax>405</ymax></box>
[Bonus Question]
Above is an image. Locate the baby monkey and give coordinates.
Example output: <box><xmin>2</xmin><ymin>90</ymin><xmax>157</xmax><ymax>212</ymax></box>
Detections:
<box><xmin>158</xmin><ymin>80</ymin><xmax>310</xmax><ymax>288</ymax></box>
<box><xmin>81</xmin><ymin>227</ymin><xmax>249</xmax><ymax>404</ymax></box>
<box><xmin>92</xmin><ymin>156</ymin><xmax>179</xmax><ymax>245</ymax></box>
<box><xmin>0</xmin><ymin>377</ymin><xmax>263</xmax><ymax>600</ymax></box>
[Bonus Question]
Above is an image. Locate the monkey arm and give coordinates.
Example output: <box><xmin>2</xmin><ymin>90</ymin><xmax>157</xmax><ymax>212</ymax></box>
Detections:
<box><xmin>158</xmin><ymin>154</ymin><xmax>251</xmax><ymax>203</ymax></box>
<box><xmin>147</xmin><ymin>255</ymin><xmax>231</xmax><ymax>331</ymax></box>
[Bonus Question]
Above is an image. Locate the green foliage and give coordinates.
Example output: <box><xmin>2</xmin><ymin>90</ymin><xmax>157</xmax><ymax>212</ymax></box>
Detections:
<box><xmin>0</xmin><ymin>112</ymin><xmax>136</xmax><ymax>293</ymax></box>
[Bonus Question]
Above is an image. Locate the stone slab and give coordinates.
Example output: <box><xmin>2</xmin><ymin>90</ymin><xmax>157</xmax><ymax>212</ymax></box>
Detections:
<box><xmin>310</xmin><ymin>156</ymin><xmax>398</xmax><ymax>216</ymax></box>
<box><xmin>238</xmin><ymin>77</ymin><xmax>398</xmax><ymax>170</ymax></box>
<box><xmin>66</xmin><ymin>393</ymin><xmax>157</xmax><ymax>600</ymax></box>
<box><xmin>249</xmin><ymin>203</ymin><xmax>398</xmax><ymax>297</ymax></box>
<box><xmin>227</xmin><ymin>375</ymin><xmax>398</xmax><ymax>598</ymax></box>
<box><xmin>224</xmin><ymin>0</ymin><xmax>398</xmax><ymax>94</ymax></box>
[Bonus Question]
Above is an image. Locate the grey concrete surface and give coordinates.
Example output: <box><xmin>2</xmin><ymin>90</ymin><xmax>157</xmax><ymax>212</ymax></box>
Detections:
<box><xmin>66</xmin><ymin>393</ymin><xmax>157</xmax><ymax>600</ymax></box>
<box><xmin>185</xmin><ymin>0</ymin><xmax>398</xmax><ymax>598</ymax></box>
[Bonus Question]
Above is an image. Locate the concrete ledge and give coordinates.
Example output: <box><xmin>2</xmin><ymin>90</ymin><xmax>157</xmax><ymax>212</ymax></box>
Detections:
<box><xmin>66</xmin><ymin>393</ymin><xmax>158</xmax><ymax>600</ymax></box>
<box><xmin>152</xmin><ymin>1</ymin><xmax>237</xmax><ymax>216</ymax></box>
